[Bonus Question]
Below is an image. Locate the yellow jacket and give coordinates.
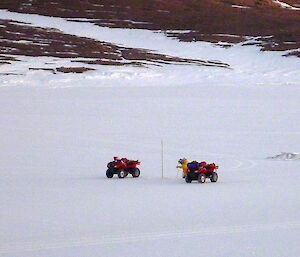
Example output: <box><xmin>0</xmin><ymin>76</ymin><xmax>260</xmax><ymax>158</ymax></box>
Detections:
<box><xmin>177</xmin><ymin>159</ymin><xmax>188</xmax><ymax>175</ymax></box>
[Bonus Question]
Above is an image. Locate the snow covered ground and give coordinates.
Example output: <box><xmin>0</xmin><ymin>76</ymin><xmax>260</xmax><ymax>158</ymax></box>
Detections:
<box><xmin>1</xmin><ymin>85</ymin><xmax>300</xmax><ymax>257</ymax></box>
<box><xmin>0</xmin><ymin>10</ymin><xmax>300</xmax><ymax>257</ymax></box>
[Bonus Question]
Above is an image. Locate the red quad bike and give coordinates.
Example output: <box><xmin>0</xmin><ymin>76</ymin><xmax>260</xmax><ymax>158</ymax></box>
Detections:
<box><xmin>106</xmin><ymin>157</ymin><xmax>141</xmax><ymax>179</ymax></box>
<box><xmin>185</xmin><ymin>161</ymin><xmax>219</xmax><ymax>183</ymax></box>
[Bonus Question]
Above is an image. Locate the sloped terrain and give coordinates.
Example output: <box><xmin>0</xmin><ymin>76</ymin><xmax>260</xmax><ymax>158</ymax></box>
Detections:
<box><xmin>0</xmin><ymin>9</ymin><xmax>299</xmax><ymax>87</ymax></box>
<box><xmin>1</xmin><ymin>0</ymin><xmax>300</xmax><ymax>56</ymax></box>
<box><xmin>0</xmin><ymin>18</ymin><xmax>228</xmax><ymax>70</ymax></box>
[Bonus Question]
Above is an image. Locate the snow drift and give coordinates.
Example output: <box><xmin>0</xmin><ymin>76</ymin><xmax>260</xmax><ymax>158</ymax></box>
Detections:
<box><xmin>267</xmin><ymin>152</ymin><xmax>300</xmax><ymax>160</ymax></box>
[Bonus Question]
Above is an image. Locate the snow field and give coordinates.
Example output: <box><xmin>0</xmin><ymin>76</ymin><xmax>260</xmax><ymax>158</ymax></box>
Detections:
<box><xmin>0</xmin><ymin>85</ymin><xmax>300</xmax><ymax>257</ymax></box>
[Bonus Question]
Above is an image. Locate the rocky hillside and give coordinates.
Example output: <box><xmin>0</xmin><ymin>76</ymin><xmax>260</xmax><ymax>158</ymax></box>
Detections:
<box><xmin>0</xmin><ymin>0</ymin><xmax>299</xmax><ymax>71</ymax></box>
<box><xmin>0</xmin><ymin>18</ymin><xmax>229</xmax><ymax>69</ymax></box>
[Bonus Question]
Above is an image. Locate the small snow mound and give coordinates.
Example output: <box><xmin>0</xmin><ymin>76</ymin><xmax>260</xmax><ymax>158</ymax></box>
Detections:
<box><xmin>267</xmin><ymin>152</ymin><xmax>300</xmax><ymax>160</ymax></box>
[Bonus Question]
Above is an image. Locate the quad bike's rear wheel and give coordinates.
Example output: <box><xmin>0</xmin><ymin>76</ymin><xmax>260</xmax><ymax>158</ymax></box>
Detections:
<box><xmin>210</xmin><ymin>172</ymin><xmax>218</xmax><ymax>182</ymax></box>
<box><xmin>198</xmin><ymin>173</ymin><xmax>206</xmax><ymax>183</ymax></box>
<box><xmin>106</xmin><ymin>168</ymin><xmax>114</xmax><ymax>178</ymax></box>
<box><xmin>118</xmin><ymin>169</ymin><xmax>128</xmax><ymax>178</ymax></box>
<box><xmin>132</xmin><ymin>168</ymin><xmax>140</xmax><ymax>178</ymax></box>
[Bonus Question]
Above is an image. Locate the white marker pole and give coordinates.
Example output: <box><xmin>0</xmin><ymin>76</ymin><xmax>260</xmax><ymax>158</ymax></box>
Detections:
<box><xmin>161</xmin><ymin>139</ymin><xmax>164</xmax><ymax>179</ymax></box>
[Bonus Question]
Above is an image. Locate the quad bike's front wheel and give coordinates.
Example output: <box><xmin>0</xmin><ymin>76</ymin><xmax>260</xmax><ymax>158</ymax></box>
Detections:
<box><xmin>106</xmin><ymin>168</ymin><xmax>114</xmax><ymax>178</ymax></box>
<box><xmin>118</xmin><ymin>169</ymin><xmax>128</xmax><ymax>179</ymax></box>
<box><xmin>210</xmin><ymin>172</ymin><xmax>218</xmax><ymax>182</ymax></box>
<box><xmin>185</xmin><ymin>175</ymin><xmax>192</xmax><ymax>183</ymax></box>
<box><xmin>198</xmin><ymin>173</ymin><xmax>206</xmax><ymax>183</ymax></box>
<box><xmin>132</xmin><ymin>168</ymin><xmax>140</xmax><ymax>178</ymax></box>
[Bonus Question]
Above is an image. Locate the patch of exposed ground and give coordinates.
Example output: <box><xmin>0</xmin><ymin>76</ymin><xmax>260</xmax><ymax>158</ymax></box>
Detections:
<box><xmin>0</xmin><ymin>0</ymin><xmax>299</xmax><ymax>56</ymax></box>
<box><xmin>56</xmin><ymin>67</ymin><xmax>95</xmax><ymax>73</ymax></box>
<box><xmin>29</xmin><ymin>67</ymin><xmax>96</xmax><ymax>74</ymax></box>
<box><xmin>0</xmin><ymin>54</ymin><xmax>19</xmax><ymax>65</ymax></box>
<box><xmin>0</xmin><ymin>19</ymin><xmax>229</xmax><ymax>70</ymax></box>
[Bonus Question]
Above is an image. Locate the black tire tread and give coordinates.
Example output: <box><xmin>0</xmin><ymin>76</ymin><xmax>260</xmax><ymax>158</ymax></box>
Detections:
<box><xmin>132</xmin><ymin>167</ymin><xmax>140</xmax><ymax>178</ymax></box>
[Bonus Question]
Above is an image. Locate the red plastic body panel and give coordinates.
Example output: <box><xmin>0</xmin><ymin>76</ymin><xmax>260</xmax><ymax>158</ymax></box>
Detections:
<box><xmin>188</xmin><ymin>162</ymin><xmax>218</xmax><ymax>174</ymax></box>
<box><xmin>109</xmin><ymin>158</ymin><xmax>140</xmax><ymax>169</ymax></box>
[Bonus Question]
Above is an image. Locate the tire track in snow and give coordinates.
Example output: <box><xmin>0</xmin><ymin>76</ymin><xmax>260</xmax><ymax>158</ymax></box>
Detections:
<box><xmin>230</xmin><ymin>159</ymin><xmax>257</xmax><ymax>171</ymax></box>
<box><xmin>203</xmin><ymin>151</ymin><xmax>258</xmax><ymax>171</ymax></box>
<box><xmin>1</xmin><ymin>222</ymin><xmax>299</xmax><ymax>254</ymax></box>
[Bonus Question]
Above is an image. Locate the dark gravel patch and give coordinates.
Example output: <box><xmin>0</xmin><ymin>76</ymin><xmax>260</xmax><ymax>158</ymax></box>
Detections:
<box><xmin>56</xmin><ymin>67</ymin><xmax>95</xmax><ymax>73</ymax></box>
